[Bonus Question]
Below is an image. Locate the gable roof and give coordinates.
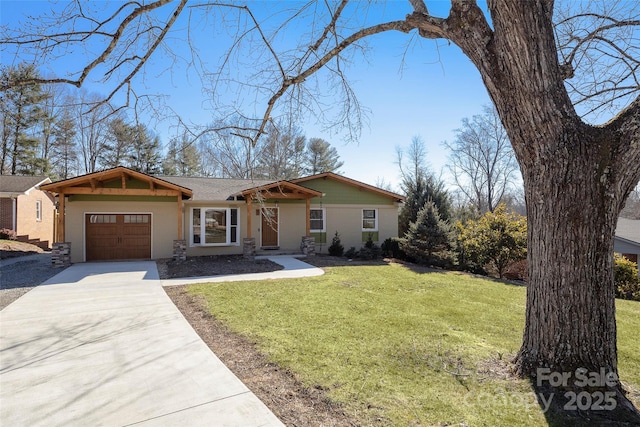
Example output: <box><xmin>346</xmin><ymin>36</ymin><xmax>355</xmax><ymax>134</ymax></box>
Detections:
<box><xmin>159</xmin><ymin>176</ymin><xmax>274</xmax><ymax>200</ymax></box>
<box><xmin>0</xmin><ymin>175</ymin><xmax>51</xmax><ymax>196</ymax></box>
<box><xmin>292</xmin><ymin>172</ymin><xmax>405</xmax><ymax>202</ymax></box>
<box><xmin>239</xmin><ymin>180</ymin><xmax>323</xmax><ymax>199</ymax></box>
<box><xmin>40</xmin><ymin>167</ymin><xmax>193</xmax><ymax>198</ymax></box>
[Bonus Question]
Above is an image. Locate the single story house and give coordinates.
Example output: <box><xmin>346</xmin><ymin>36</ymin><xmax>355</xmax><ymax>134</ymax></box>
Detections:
<box><xmin>614</xmin><ymin>217</ymin><xmax>640</xmax><ymax>267</ymax></box>
<box><xmin>0</xmin><ymin>175</ymin><xmax>55</xmax><ymax>249</ymax></box>
<box><xmin>40</xmin><ymin>166</ymin><xmax>405</xmax><ymax>263</ymax></box>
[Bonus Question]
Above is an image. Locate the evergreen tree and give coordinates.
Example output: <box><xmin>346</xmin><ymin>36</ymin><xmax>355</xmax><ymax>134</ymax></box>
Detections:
<box><xmin>100</xmin><ymin>117</ymin><xmax>134</xmax><ymax>168</ymax></box>
<box><xmin>0</xmin><ymin>63</ymin><xmax>50</xmax><ymax>175</ymax></box>
<box><xmin>128</xmin><ymin>124</ymin><xmax>162</xmax><ymax>174</ymax></box>
<box><xmin>399</xmin><ymin>174</ymin><xmax>452</xmax><ymax>237</ymax></box>
<box><xmin>401</xmin><ymin>201</ymin><xmax>455</xmax><ymax>268</ymax></box>
<box><xmin>51</xmin><ymin>109</ymin><xmax>78</xmax><ymax>179</ymax></box>
<box><xmin>163</xmin><ymin>133</ymin><xmax>201</xmax><ymax>176</ymax></box>
<box><xmin>303</xmin><ymin>137</ymin><xmax>343</xmax><ymax>175</ymax></box>
<box><xmin>397</xmin><ymin>136</ymin><xmax>452</xmax><ymax>236</ymax></box>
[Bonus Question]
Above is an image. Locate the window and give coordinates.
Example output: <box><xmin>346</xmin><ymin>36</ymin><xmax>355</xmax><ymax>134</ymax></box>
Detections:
<box><xmin>310</xmin><ymin>208</ymin><xmax>325</xmax><ymax>232</ymax></box>
<box><xmin>90</xmin><ymin>214</ymin><xmax>116</xmax><ymax>224</ymax></box>
<box><xmin>362</xmin><ymin>209</ymin><xmax>378</xmax><ymax>231</ymax></box>
<box><xmin>36</xmin><ymin>200</ymin><xmax>42</xmax><ymax>222</ymax></box>
<box><xmin>124</xmin><ymin>214</ymin><xmax>149</xmax><ymax>223</ymax></box>
<box><xmin>191</xmin><ymin>207</ymin><xmax>239</xmax><ymax>246</ymax></box>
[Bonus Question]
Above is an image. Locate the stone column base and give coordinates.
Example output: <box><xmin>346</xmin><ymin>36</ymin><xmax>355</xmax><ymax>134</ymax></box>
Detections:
<box><xmin>51</xmin><ymin>242</ymin><xmax>71</xmax><ymax>268</ymax></box>
<box><xmin>243</xmin><ymin>238</ymin><xmax>256</xmax><ymax>260</ymax></box>
<box><xmin>300</xmin><ymin>236</ymin><xmax>315</xmax><ymax>256</ymax></box>
<box><xmin>172</xmin><ymin>239</ymin><xmax>187</xmax><ymax>262</ymax></box>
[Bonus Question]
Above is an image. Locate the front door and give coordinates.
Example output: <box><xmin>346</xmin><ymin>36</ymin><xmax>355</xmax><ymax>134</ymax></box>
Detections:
<box><xmin>261</xmin><ymin>208</ymin><xmax>279</xmax><ymax>248</ymax></box>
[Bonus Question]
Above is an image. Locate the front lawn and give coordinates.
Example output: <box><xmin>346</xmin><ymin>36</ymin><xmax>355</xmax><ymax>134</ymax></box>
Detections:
<box><xmin>187</xmin><ymin>262</ymin><xmax>640</xmax><ymax>426</ymax></box>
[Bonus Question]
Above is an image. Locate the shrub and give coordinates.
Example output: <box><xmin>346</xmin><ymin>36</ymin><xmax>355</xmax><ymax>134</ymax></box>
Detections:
<box><xmin>614</xmin><ymin>254</ymin><xmax>640</xmax><ymax>301</ymax></box>
<box><xmin>328</xmin><ymin>231</ymin><xmax>344</xmax><ymax>257</ymax></box>
<box><xmin>344</xmin><ymin>247</ymin><xmax>358</xmax><ymax>259</ymax></box>
<box><xmin>359</xmin><ymin>234</ymin><xmax>381</xmax><ymax>260</ymax></box>
<box><xmin>456</xmin><ymin>204</ymin><xmax>527</xmax><ymax>278</ymax></box>
<box><xmin>381</xmin><ymin>237</ymin><xmax>405</xmax><ymax>259</ymax></box>
<box><xmin>0</xmin><ymin>228</ymin><xmax>17</xmax><ymax>240</ymax></box>
<box><xmin>504</xmin><ymin>259</ymin><xmax>528</xmax><ymax>282</ymax></box>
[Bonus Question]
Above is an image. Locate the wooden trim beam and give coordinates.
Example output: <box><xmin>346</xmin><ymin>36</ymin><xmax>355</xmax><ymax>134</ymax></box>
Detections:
<box><xmin>62</xmin><ymin>187</ymin><xmax>180</xmax><ymax>196</ymax></box>
<box><xmin>121</xmin><ymin>173</ymin><xmax>127</xmax><ymax>189</ymax></box>
<box><xmin>177</xmin><ymin>196</ymin><xmax>183</xmax><ymax>240</ymax></box>
<box><xmin>305</xmin><ymin>197</ymin><xmax>311</xmax><ymax>236</ymax></box>
<box><xmin>246</xmin><ymin>198</ymin><xmax>253</xmax><ymax>238</ymax></box>
<box><xmin>57</xmin><ymin>192</ymin><xmax>65</xmax><ymax>242</ymax></box>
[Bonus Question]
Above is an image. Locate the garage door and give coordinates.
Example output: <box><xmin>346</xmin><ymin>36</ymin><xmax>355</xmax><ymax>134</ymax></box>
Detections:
<box><xmin>86</xmin><ymin>214</ymin><xmax>151</xmax><ymax>261</ymax></box>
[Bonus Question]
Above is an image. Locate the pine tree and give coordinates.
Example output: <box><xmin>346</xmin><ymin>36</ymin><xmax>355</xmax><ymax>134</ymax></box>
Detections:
<box><xmin>128</xmin><ymin>124</ymin><xmax>162</xmax><ymax>174</ymax></box>
<box><xmin>0</xmin><ymin>63</ymin><xmax>50</xmax><ymax>175</ymax></box>
<box><xmin>401</xmin><ymin>201</ymin><xmax>455</xmax><ymax>268</ymax></box>
<box><xmin>100</xmin><ymin>117</ymin><xmax>134</xmax><ymax>168</ymax></box>
<box><xmin>303</xmin><ymin>138</ymin><xmax>344</xmax><ymax>175</ymax></box>
<box><xmin>51</xmin><ymin>109</ymin><xmax>78</xmax><ymax>179</ymax></box>
<box><xmin>163</xmin><ymin>133</ymin><xmax>201</xmax><ymax>176</ymax></box>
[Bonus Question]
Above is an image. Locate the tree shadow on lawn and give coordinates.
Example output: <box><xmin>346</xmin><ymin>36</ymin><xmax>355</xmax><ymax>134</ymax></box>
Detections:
<box><xmin>529</xmin><ymin>380</ymin><xmax>640</xmax><ymax>427</ymax></box>
<box><xmin>392</xmin><ymin>259</ymin><xmax>528</xmax><ymax>288</ymax></box>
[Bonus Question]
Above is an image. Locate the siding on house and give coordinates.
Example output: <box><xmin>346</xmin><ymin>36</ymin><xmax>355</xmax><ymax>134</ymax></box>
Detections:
<box><xmin>298</xmin><ymin>177</ymin><xmax>399</xmax><ymax>206</ymax></box>
<box><xmin>65</xmin><ymin>199</ymin><xmax>178</xmax><ymax>263</ymax></box>
<box><xmin>15</xmin><ymin>189</ymin><xmax>55</xmax><ymax>245</ymax></box>
<box><xmin>42</xmin><ymin>168</ymin><xmax>405</xmax><ymax>262</ymax></box>
<box><xmin>0</xmin><ymin>176</ymin><xmax>55</xmax><ymax>247</ymax></box>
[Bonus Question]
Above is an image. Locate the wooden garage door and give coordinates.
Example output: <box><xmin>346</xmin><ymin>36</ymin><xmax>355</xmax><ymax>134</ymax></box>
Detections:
<box><xmin>86</xmin><ymin>214</ymin><xmax>151</xmax><ymax>261</ymax></box>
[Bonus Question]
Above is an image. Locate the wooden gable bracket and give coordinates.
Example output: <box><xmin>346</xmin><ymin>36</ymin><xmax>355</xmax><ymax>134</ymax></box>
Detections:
<box><xmin>121</xmin><ymin>173</ymin><xmax>127</xmax><ymax>189</ymax></box>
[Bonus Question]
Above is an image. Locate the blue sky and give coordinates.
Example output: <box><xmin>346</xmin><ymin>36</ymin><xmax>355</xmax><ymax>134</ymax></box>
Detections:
<box><xmin>1</xmin><ymin>1</ymin><xmax>493</xmax><ymax>191</ymax></box>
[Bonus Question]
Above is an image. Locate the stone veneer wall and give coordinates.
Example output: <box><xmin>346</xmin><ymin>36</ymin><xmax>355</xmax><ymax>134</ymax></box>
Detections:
<box><xmin>172</xmin><ymin>239</ymin><xmax>187</xmax><ymax>262</ymax></box>
<box><xmin>300</xmin><ymin>236</ymin><xmax>315</xmax><ymax>256</ymax></box>
<box><xmin>51</xmin><ymin>242</ymin><xmax>71</xmax><ymax>268</ymax></box>
<box><xmin>243</xmin><ymin>237</ymin><xmax>256</xmax><ymax>260</ymax></box>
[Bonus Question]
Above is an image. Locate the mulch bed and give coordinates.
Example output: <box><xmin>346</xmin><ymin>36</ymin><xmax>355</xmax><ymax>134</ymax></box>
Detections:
<box><xmin>156</xmin><ymin>255</ymin><xmax>283</xmax><ymax>279</ymax></box>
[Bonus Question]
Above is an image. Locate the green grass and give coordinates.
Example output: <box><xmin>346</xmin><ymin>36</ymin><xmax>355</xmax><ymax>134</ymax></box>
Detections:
<box><xmin>187</xmin><ymin>263</ymin><xmax>640</xmax><ymax>426</ymax></box>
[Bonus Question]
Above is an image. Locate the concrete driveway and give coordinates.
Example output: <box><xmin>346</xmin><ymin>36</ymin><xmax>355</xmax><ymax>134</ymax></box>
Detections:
<box><xmin>0</xmin><ymin>261</ymin><xmax>284</xmax><ymax>427</ymax></box>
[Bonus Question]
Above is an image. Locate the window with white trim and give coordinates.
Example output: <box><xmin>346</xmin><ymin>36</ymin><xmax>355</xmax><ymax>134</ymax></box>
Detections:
<box><xmin>362</xmin><ymin>209</ymin><xmax>378</xmax><ymax>231</ymax></box>
<box><xmin>310</xmin><ymin>208</ymin><xmax>325</xmax><ymax>232</ymax></box>
<box><xmin>35</xmin><ymin>200</ymin><xmax>42</xmax><ymax>222</ymax></box>
<box><xmin>191</xmin><ymin>207</ymin><xmax>239</xmax><ymax>246</ymax></box>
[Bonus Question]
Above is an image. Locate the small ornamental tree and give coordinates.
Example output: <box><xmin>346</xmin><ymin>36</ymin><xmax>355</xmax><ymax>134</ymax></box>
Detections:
<box><xmin>401</xmin><ymin>201</ymin><xmax>455</xmax><ymax>268</ymax></box>
<box><xmin>328</xmin><ymin>231</ymin><xmax>344</xmax><ymax>257</ymax></box>
<box><xmin>457</xmin><ymin>204</ymin><xmax>527</xmax><ymax>278</ymax></box>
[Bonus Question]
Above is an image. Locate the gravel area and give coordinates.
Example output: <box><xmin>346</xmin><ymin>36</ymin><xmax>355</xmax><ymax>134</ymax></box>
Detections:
<box><xmin>0</xmin><ymin>253</ymin><xmax>63</xmax><ymax>310</ymax></box>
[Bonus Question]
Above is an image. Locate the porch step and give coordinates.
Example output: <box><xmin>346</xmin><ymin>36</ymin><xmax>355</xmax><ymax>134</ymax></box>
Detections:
<box><xmin>15</xmin><ymin>235</ymin><xmax>50</xmax><ymax>250</ymax></box>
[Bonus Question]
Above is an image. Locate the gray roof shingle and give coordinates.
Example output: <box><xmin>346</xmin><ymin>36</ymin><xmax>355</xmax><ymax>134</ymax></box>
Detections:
<box><xmin>157</xmin><ymin>176</ymin><xmax>274</xmax><ymax>200</ymax></box>
<box><xmin>0</xmin><ymin>176</ymin><xmax>50</xmax><ymax>194</ymax></box>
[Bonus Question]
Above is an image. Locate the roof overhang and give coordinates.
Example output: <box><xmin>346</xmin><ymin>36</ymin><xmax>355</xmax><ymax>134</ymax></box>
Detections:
<box><xmin>0</xmin><ymin>177</ymin><xmax>52</xmax><ymax>197</ymax></box>
<box><xmin>40</xmin><ymin>166</ymin><xmax>193</xmax><ymax>198</ymax></box>
<box><xmin>239</xmin><ymin>181</ymin><xmax>323</xmax><ymax>200</ymax></box>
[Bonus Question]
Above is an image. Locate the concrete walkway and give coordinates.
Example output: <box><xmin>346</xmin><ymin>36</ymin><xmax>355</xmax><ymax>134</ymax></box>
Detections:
<box><xmin>161</xmin><ymin>255</ymin><xmax>324</xmax><ymax>287</ymax></box>
<box><xmin>0</xmin><ymin>261</ymin><xmax>285</xmax><ymax>427</ymax></box>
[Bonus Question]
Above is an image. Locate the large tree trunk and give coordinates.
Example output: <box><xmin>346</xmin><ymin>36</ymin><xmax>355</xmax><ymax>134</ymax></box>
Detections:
<box><xmin>409</xmin><ymin>0</ymin><xmax>640</xmax><ymax>420</ymax></box>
